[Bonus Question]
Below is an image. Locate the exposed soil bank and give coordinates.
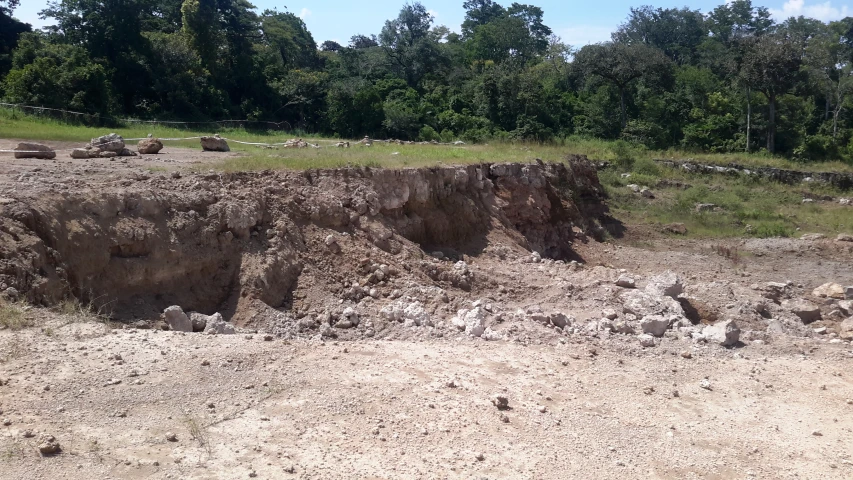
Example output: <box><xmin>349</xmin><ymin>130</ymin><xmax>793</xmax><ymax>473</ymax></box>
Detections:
<box><xmin>0</xmin><ymin>157</ymin><xmax>612</xmax><ymax>323</ymax></box>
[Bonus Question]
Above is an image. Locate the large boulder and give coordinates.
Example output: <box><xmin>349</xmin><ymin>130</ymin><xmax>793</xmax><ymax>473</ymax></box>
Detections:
<box><xmin>163</xmin><ymin>305</ymin><xmax>192</xmax><ymax>332</ymax></box>
<box><xmin>13</xmin><ymin>142</ymin><xmax>56</xmax><ymax>160</ymax></box>
<box><xmin>137</xmin><ymin>137</ymin><xmax>164</xmax><ymax>154</ymax></box>
<box><xmin>645</xmin><ymin>271</ymin><xmax>684</xmax><ymax>298</ymax></box>
<box><xmin>702</xmin><ymin>319</ymin><xmax>740</xmax><ymax>346</ymax></box>
<box><xmin>782</xmin><ymin>299</ymin><xmax>822</xmax><ymax>323</ymax></box>
<box><xmin>70</xmin><ymin>148</ymin><xmax>92</xmax><ymax>159</ymax></box>
<box><xmin>90</xmin><ymin>133</ymin><xmax>125</xmax><ymax>153</ymax></box>
<box><xmin>201</xmin><ymin>135</ymin><xmax>230</xmax><ymax>152</ymax></box>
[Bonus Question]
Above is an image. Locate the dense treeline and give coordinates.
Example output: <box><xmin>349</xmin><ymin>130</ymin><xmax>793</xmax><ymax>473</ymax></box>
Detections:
<box><xmin>3</xmin><ymin>0</ymin><xmax>853</xmax><ymax>161</ymax></box>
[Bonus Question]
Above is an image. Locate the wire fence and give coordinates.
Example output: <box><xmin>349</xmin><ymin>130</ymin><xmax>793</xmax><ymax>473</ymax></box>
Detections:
<box><xmin>0</xmin><ymin>102</ymin><xmax>294</xmax><ymax>131</ymax></box>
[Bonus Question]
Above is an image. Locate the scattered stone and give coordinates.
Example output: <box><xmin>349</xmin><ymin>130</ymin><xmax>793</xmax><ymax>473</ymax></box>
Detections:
<box><xmin>475</xmin><ymin>452</ymin><xmax>485</xmax><ymax>461</ymax></box>
<box><xmin>701</xmin><ymin>319</ymin><xmax>741</xmax><ymax>346</ymax></box>
<box><xmin>615</xmin><ymin>276</ymin><xmax>636</xmax><ymax>288</ymax></box>
<box><xmin>263</xmin><ymin>334</ymin><xmax>273</xmax><ymax>341</ymax></box>
<box><xmin>188</xmin><ymin>312</ymin><xmax>212</xmax><ymax>332</ymax></box>
<box><xmin>695</xmin><ymin>203</ymin><xmax>716</xmax><ymax>212</ymax></box>
<box><xmin>203</xmin><ymin>313</ymin><xmax>236</xmax><ymax>334</ymax></box>
<box><xmin>452</xmin><ymin>307</ymin><xmax>487</xmax><ymax>337</ymax></box>
<box><xmin>325</xmin><ymin>234</ymin><xmax>341</xmax><ymax>253</ymax></box>
<box><xmin>380</xmin><ymin>300</ymin><xmax>431</xmax><ymax>327</ymax></box>
<box><xmin>640</xmin><ymin>315</ymin><xmax>671</xmax><ymax>337</ymax></box>
<box><xmin>813</xmin><ymin>283</ymin><xmax>845</xmax><ymax>300</ymax></box>
<box><xmin>645</xmin><ymin>271</ymin><xmax>684</xmax><ymax>298</ymax></box>
<box><xmin>491</xmin><ymin>395</ymin><xmax>509</xmax><ymax>410</ymax></box>
<box><xmin>621</xmin><ymin>289</ymin><xmax>684</xmax><ymax>318</ymax></box>
<box><xmin>602</xmin><ymin>308</ymin><xmax>618</xmax><ymax>320</ymax></box>
<box><xmin>680</xmin><ymin>351</ymin><xmax>692</xmax><ymax>359</ymax></box>
<box><xmin>499</xmin><ymin>413</ymin><xmax>509</xmax><ymax>423</ymax></box>
<box><xmin>165</xmin><ymin>432</ymin><xmax>178</xmax><ymax>442</ymax></box>
<box><xmin>640</xmin><ymin>187</ymin><xmax>654</xmax><ymax>198</ymax></box>
<box><xmin>14</xmin><ymin>142</ymin><xmax>56</xmax><ymax>160</ymax></box>
<box><xmin>90</xmin><ymin>133</ymin><xmax>125</xmax><ymax>153</ymax></box>
<box><xmin>782</xmin><ymin>299</ymin><xmax>822</xmax><ymax>324</ymax></box>
<box><xmin>814</xmin><ymin>327</ymin><xmax>827</xmax><ymax>334</ymax></box>
<box><xmin>200</xmin><ymin>135</ymin><xmax>230</xmax><ymax>152</ymax></box>
<box><xmin>638</xmin><ymin>334</ymin><xmax>655</xmax><ymax>347</ymax></box>
<box><xmin>837</xmin><ymin>234</ymin><xmax>853</xmax><ymax>242</ymax></box>
<box><xmin>37</xmin><ymin>435</ymin><xmax>61</xmax><ymax>455</ymax></box>
<box><xmin>163</xmin><ymin>306</ymin><xmax>192</xmax><ymax>332</ymax></box>
<box><xmin>800</xmin><ymin>233</ymin><xmax>825</xmax><ymax>241</ymax></box>
<box><xmin>699</xmin><ymin>379</ymin><xmax>712</xmax><ymax>391</ymax></box>
<box><xmin>811</xmin><ymin>430</ymin><xmax>823</xmax><ymax>436</ymax></box>
<box><xmin>137</xmin><ymin>137</ymin><xmax>164</xmax><ymax>154</ymax></box>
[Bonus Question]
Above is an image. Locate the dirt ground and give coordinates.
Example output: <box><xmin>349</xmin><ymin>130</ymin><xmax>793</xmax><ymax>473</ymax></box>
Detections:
<box><xmin>1</xmin><ymin>144</ymin><xmax>852</xmax><ymax>479</ymax></box>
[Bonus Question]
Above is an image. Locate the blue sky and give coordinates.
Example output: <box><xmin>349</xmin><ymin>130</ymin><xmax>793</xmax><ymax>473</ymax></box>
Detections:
<box><xmin>12</xmin><ymin>0</ymin><xmax>853</xmax><ymax>46</ymax></box>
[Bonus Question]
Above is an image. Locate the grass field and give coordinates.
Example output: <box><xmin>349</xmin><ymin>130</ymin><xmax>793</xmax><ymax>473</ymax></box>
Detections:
<box><xmin>2</xmin><ymin>107</ymin><xmax>853</xmax><ymax>173</ymax></box>
<box><xmin>600</xmin><ymin>158</ymin><xmax>853</xmax><ymax>239</ymax></box>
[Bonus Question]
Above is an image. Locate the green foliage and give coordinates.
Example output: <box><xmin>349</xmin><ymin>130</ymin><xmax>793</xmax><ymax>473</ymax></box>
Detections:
<box><xmin>1</xmin><ymin>0</ymin><xmax>853</xmax><ymax>164</ymax></box>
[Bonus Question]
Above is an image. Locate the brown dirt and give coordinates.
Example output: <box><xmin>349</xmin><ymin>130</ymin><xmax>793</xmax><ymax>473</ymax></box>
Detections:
<box><xmin>0</xmin><ymin>147</ymin><xmax>852</xmax><ymax>479</ymax></box>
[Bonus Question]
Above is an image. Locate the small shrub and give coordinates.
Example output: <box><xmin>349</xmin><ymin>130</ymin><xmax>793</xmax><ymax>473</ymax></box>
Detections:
<box><xmin>632</xmin><ymin>157</ymin><xmax>661</xmax><ymax>177</ymax></box>
<box><xmin>0</xmin><ymin>301</ymin><xmax>30</xmax><ymax>331</ymax></box>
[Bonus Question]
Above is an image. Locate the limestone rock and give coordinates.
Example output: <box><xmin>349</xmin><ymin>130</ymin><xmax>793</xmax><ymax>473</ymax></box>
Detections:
<box><xmin>701</xmin><ymin>319</ymin><xmax>740</xmax><ymax>346</ymax></box>
<box><xmin>640</xmin><ymin>315</ymin><xmax>671</xmax><ymax>337</ymax></box>
<box><xmin>812</xmin><ymin>282</ymin><xmax>845</xmax><ymax>299</ymax></box>
<box><xmin>782</xmin><ymin>299</ymin><xmax>821</xmax><ymax>323</ymax></box>
<box><xmin>201</xmin><ymin>135</ymin><xmax>230</xmax><ymax>152</ymax></box>
<box><xmin>638</xmin><ymin>334</ymin><xmax>656</xmax><ymax>347</ymax></box>
<box><xmin>549</xmin><ymin>313</ymin><xmax>572</xmax><ymax>329</ymax></box>
<box><xmin>189</xmin><ymin>312</ymin><xmax>219</xmax><ymax>332</ymax></box>
<box><xmin>800</xmin><ymin>233</ymin><xmax>825</xmax><ymax>241</ymax></box>
<box><xmin>90</xmin><ymin>133</ymin><xmax>125</xmax><ymax>153</ymax></box>
<box><xmin>645</xmin><ymin>271</ymin><xmax>683</xmax><ymax>298</ymax></box>
<box><xmin>137</xmin><ymin>137</ymin><xmax>164</xmax><ymax>154</ymax></box>
<box><xmin>37</xmin><ymin>435</ymin><xmax>60</xmax><ymax>455</ymax></box>
<box><xmin>203</xmin><ymin>313</ymin><xmax>235</xmax><ymax>334</ymax></box>
<box><xmin>620</xmin><ymin>289</ymin><xmax>684</xmax><ymax>318</ymax></box>
<box><xmin>836</xmin><ymin>233</ymin><xmax>853</xmax><ymax>242</ymax></box>
<box><xmin>452</xmin><ymin>307</ymin><xmax>487</xmax><ymax>337</ymax></box>
<box><xmin>380</xmin><ymin>300</ymin><xmax>432</xmax><ymax>327</ymax></box>
<box><xmin>13</xmin><ymin>142</ymin><xmax>56</xmax><ymax>160</ymax></box>
<box><xmin>163</xmin><ymin>305</ymin><xmax>192</xmax><ymax>332</ymax></box>
<box><xmin>615</xmin><ymin>275</ymin><xmax>636</xmax><ymax>288</ymax></box>
<box><xmin>70</xmin><ymin>148</ymin><xmax>92</xmax><ymax>159</ymax></box>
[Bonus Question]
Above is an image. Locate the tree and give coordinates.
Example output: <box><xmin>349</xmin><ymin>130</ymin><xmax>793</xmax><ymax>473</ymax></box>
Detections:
<box><xmin>706</xmin><ymin>0</ymin><xmax>773</xmax><ymax>46</ymax></box>
<box><xmin>574</xmin><ymin>42</ymin><xmax>671</xmax><ymax>129</ymax></box>
<box><xmin>0</xmin><ymin>0</ymin><xmax>20</xmax><ymax>15</ymax></box>
<box><xmin>379</xmin><ymin>3</ymin><xmax>445</xmax><ymax>88</ymax></box>
<box><xmin>739</xmin><ymin>35</ymin><xmax>802</xmax><ymax>152</ymax></box>
<box><xmin>461</xmin><ymin>0</ymin><xmax>505</xmax><ymax>38</ymax></box>
<box><xmin>320</xmin><ymin>40</ymin><xmax>342</xmax><ymax>52</ymax></box>
<box><xmin>804</xmin><ymin>21</ymin><xmax>853</xmax><ymax>136</ymax></box>
<box><xmin>613</xmin><ymin>6</ymin><xmax>705</xmax><ymax>65</ymax></box>
<box><xmin>349</xmin><ymin>35</ymin><xmax>378</xmax><ymax>49</ymax></box>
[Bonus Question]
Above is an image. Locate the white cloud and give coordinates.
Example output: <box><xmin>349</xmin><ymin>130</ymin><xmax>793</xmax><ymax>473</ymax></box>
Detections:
<box><xmin>299</xmin><ymin>8</ymin><xmax>312</xmax><ymax>19</ymax></box>
<box><xmin>558</xmin><ymin>25</ymin><xmax>614</xmax><ymax>47</ymax></box>
<box><xmin>769</xmin><ymin>0</ymin><xmax>851</xmax><ymax>21</ymax></box>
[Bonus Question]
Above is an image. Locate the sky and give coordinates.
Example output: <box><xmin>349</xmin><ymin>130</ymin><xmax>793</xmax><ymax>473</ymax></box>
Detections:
<box><xmin>11</xmin><ymin>0</ymin><xmax>853</xmax><ymax>47</ymax></box>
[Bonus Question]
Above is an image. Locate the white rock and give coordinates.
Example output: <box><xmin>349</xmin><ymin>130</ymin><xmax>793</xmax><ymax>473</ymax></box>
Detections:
<box><xmin>452</xmin><ymin>307</ymin><xmax>487</xmax><ymax>337</ymax></box>
<box><xmin>645</xmin><ymin>271</ymin><xmax>684</xmax><ymax>298</ymax></box>
<box><xmin>812</xmin><ymin>282</ymin><xmax>845</xmax><ymax>299</ymax></box>
<box><xmin>380</xmin><ymin>300</ymin><xmax>431</xmax><ymax>327</ymax></box>
<box><xmin>701</xmin><ymin>319</ymin><xmax>740</xmax><ymax>346</ymax></box>
<box><xmin>620</xmin><ymin>290</ymin><xmax>685</xmax><ymax>318</ymax></box>
<box><xmin>615</xmin><ymin>276</ymin><xmax>636</xmax><ymax>288</ymax></box>
<box><xmin>640</xmin><ymin>315</ymin><xmax>671</xmax><ymax>337</ymax></box>
<box><xmin>602</xmin><ymin>308</ymin><xmax>618</xmax><ymax>320</ymax></box>
<box><xmin>638</xmin><ymin>334</ymin><xmax>656</xmax><ymax>347</ymax></box>
<box><xmin>203</xmin><ymin>313</ymin><xmax>235</xmax><ymax>334</ymax></box>
<box><xmin>163</xmin><ymin>306</ymin><xmax>192</xmax><ymax>333</ymax></box>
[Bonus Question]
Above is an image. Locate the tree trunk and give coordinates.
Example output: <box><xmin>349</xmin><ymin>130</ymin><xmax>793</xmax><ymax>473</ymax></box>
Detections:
<box><xmin>767</xmin><ymin>94</ymin><xmax>776</xmax><ymax>153</ymax></box>
<box><xmin>619</xmin><ymin>87</ymin><xmax>626</xmax><ymax>130</ymax></box>
<box><xmin>745</xmin><ymin>88</ymin><xmax>751</xmax><ymax>153</ymax></box>
<box><xmin>826</xmin><ymin>97</ymin><xmax>830</xmax><ymax>120</ymax></box>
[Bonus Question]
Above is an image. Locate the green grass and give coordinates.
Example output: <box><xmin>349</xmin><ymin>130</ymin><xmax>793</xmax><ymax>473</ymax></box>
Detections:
<box><xmin>3</xmin><ymin>107</ymin><xmax>853</xmax><ymax>173</ymax></box>
<box><xmin>0</xmin><ymin>300</ymin><xmax>30</xmax><ymax>331</ymax></box>
<box><xmin>600</xmin><ymin>163</ymin><xmax>853</xmax><ymax>239</ymax></box>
